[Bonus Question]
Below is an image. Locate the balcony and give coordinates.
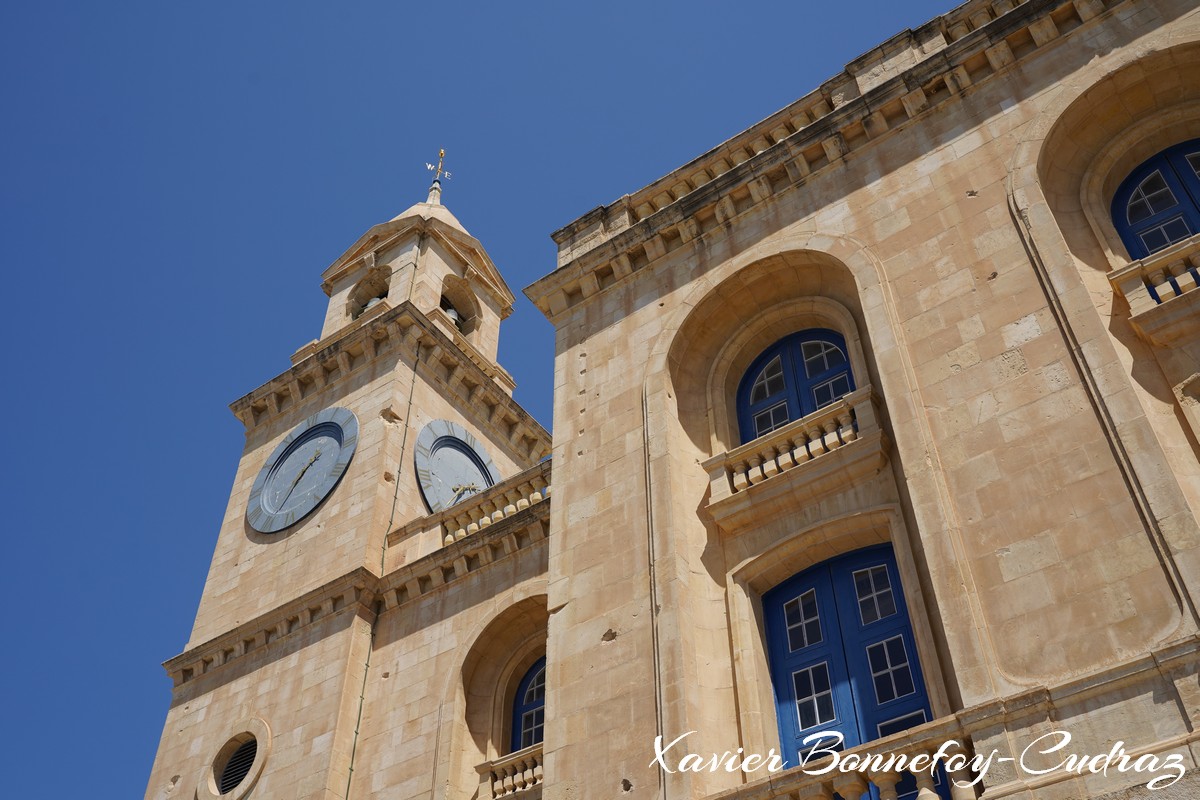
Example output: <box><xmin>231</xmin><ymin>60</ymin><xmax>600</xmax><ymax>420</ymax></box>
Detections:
<box><xmin>701</xmin><ymin>387</ymin><xmax>888</xmax><ymax>531</ymax></box>
<box><xmin>1109</xmin><ymin>235</ymin><xmax>1200</xmax><ymax>347</ymax></box>
<box><xmin>477</xmin><ymin>744</ymin><xmax>543</xmax><ymax>799</ymax></box>
<box><xmin>385</xmin><ymin>459</ymin><xmax>551</xmax><ymax>558</ymax></box>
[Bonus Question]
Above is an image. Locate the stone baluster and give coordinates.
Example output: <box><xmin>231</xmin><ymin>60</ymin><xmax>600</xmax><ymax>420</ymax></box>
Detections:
<box><xmin>911</xmin><ymin>757</ymin><xmax>940</xmax><ymax>800</ymax></box>
<box><xmin>515</xmin><ymin>482</ymin><xmax>532</xmax><ymax>511</ymax></box>
<box><xmin>808</xmin><ymin>424</ymin><xmax>825</xmax><ymax>455</ymax></box>
<box><xmin>531</xmin><ymin>755</ymin><xmax>543</xmax><ymax>785</ymax></box>
<box><xmin>502</xmin><ymin>489</ymin><xmax>520</xmax><ymax>518</ymax></box>
<box><xmin>732</xmin><ymin>461</ymin><xmax>751</xmax><ymax>492</ymax></box>
<box><xmin>779</xmin><ymin>437</ymin><xmax>799</xmax><ymax>470</ymax></box>
<box><xmin>761</xmin><ymin>446</ymin><xmax>781</xmax><ymax>479</ymax></box>
<box><xmin>820</xmin><ymin>421</ymin><xmax>840</xmax><ymax>452</ymax></box>
<box><xmin>748</xmin><ymin>454</ymin><xmax>765</xmax><ymax>485</ymax></box>
<box><xmin>836</xmin><ymin>411</ymin><xmax>856</xmax><ymax>443</ymax></box>
<box><xmin>945</xmin><ymin>742</ymin><xmax>979</xmax><ymax>800</ymax></box>
<box><xmin>832</xmin><ymin>773</ymin><xmax>870</xmax><ymax>800</ymax></box>
<box><xmin>794</xmin><ymin>780</ymin><xmax>837</xmax><ymax>800</ymax></box>
<box><xmin>872</xmin><ymin>769</ymin><xmax>902</xmax><ymax>800</ymax></box>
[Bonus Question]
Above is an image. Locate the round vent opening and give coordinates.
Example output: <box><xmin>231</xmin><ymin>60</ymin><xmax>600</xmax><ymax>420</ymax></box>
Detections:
<box><xmin>218</xmin><ymin>737</ymin><xmax>257</xmax><ymax>795</ymax></box>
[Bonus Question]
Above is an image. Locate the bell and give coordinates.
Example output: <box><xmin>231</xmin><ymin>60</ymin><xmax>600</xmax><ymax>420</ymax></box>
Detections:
<box><xmin>445</xmin><ymin>307</ymin><xmax>461</xmax><ymax>324</ymax></box>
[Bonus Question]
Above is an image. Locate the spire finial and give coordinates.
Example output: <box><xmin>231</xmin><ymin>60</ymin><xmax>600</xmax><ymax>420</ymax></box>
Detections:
<box><xmin>424</xmin><ymin>148</ymin><xmax>452</xmax><ymax>205</ymax></box>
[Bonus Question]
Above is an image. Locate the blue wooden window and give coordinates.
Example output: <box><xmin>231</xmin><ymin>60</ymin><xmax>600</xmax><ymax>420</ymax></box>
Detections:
<box><xmin>511</xmin><ymin>656</ymin><xmax>546</xmax><ymax>752</ymax></box>
<box><xmin>736</xmin><ymin>330</ymin><xmax>855</xmax><ymax>444</ymax></box>
<box><xmin>1112</xmin><ymin>139</ymin><xmax>1200</xmax><ymax>259</ymax></box>
<box><xmin>764</xmin><ymin>545</ymin><xmax>936</xmax><ymax>780</ymax></box>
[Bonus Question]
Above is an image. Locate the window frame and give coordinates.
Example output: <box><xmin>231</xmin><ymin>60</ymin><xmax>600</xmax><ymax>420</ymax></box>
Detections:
<box><xmin>510</xmin><ymin>655</ymin><xmax>546</xmax><ymax>752</ymax></box>
<box><xmin>735</xmin><ymin>329</ymin><xmax>856</xmax><ymax>444</ymax></box>
<box><xmin>762</xmin><ymin>545</ymin><xmax>933</xmax><ymax>766</ymax></box>
<box><xmin>1111</xmin><ymin>138</ymin><xmax>1200</xmax><ymax>259</ymax></box>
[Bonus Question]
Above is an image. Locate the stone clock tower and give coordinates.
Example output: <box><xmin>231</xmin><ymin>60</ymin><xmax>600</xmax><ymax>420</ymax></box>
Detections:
<box><xmin>145</xmin><ymin>176</ymin><xmax>551</xmax><ymax>800</ymax></box>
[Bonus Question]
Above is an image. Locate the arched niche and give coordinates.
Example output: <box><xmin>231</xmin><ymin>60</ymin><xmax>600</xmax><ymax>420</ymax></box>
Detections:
<box><xmin>447</xmin><ymin>595</ymin><xmax>548</xmax><ymax>797</ymax></box>
<box><xmin>346</xmin><ymin>266</ymin><xmax>390</xmax><ymax>320</ymax></box>
<box><xmin>1030</xmin><ymin>41</ymin><xmax>1200</xmax><ymax>462</ymax></box>
<box><xmin>1037</xmin><ymin>42</ymin><xmax>1200</xmax><ymax>270</ymax></box>
<box><xmin>665</xmin><ymin>250</ymin><xmax>876</xmax><ymax>456</ymax></box>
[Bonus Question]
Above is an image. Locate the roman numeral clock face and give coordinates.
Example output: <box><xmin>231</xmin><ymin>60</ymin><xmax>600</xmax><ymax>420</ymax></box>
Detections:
<box><xmin>246</xmin><ymin>407</ymin><xmax>359</xmax><ymax>533</ymax></box>
<box><xmin>414</xmin><ymin>420</ymin><xmax>501</xmax><ymax>513</ymax></box>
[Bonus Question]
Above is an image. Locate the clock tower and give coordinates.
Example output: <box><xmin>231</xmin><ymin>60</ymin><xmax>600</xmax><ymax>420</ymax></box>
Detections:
<box><xmin>145</xmin><ymin>175</ymin><xmax>551</xmax><ymax>800</ymax></box>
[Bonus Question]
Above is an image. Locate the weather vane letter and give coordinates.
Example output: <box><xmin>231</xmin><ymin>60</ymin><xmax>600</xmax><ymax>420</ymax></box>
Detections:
<box><xmin>425</xmin><ymin>148</ymin><xmax>452</xmax><ymax>181</ymax></box>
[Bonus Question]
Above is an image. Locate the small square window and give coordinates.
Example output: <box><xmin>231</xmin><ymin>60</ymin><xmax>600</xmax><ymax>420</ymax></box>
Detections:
<box><xmin>753</xmin><ymin>402</ymin><xmax>791</xmax><ymax>437</ymax></box>
<box><xmin>792</xmin><ymin>662</ymin><xmax>837</xmax><ymax>730</ymax></box>
<box><xmin>853</xmin><ymin>565</ymin><xmax>897</xmax><ymax>625</ymax></box>
<box><xmin>783</xmin><ymin>590</ymin><xmax>822</xmax><ymax>651</ymax></box>
<box><xmin>866</xmin><ymin>636</ymin><xmax>915</xmax><ymax>705</ymax></box>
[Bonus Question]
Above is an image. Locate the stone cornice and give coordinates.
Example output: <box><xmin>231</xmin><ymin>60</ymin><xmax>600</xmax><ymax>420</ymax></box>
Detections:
<box><xmin>162</xmin><ymin>499</ymin><xmax>551</xmax><ymax>688</ymax></box>
<box><xmin>526</xmin><ymin>0</ymin><xmax>1118</xmax><ymax>322</ymax></box>
<box><xmin>228</xmin><ymin>301</ymin><xmax>551</xmax><ymax>463</ymax></box>
<box><xmin>163</xmin><ymin>567</ymin><xmax>378</xmax><ymax>688</ymax></box>
<box><xmin>378</xmin><ymin>500</ymin><xmax>550</xmax><ymax>612</ymax></box>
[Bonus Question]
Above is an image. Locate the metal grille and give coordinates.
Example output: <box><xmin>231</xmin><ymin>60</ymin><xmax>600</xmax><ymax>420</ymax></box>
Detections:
<box><xmin>218</xmin><ymin>738</ymin><xmax>257</xmax><ymax>795</ymax></box>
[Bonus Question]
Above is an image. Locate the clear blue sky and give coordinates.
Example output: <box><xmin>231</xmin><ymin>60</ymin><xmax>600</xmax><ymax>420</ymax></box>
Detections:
<box><xmin>0</xmin><ymin>2</ymin><xmax>955</xmax><ymax>795</ymax></box>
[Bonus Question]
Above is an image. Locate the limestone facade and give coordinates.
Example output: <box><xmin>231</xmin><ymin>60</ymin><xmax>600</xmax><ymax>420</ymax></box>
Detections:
<box><xmin>146</xmin><ymin>0</ymin><xmax>1200</xmax><ymax>799</ymax></box>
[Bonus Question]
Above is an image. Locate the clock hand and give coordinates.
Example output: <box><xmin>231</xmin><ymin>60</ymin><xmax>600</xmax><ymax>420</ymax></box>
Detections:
<box><xmin>281</xmin><ymin>450</ymin><xmax>322</xmax><ymax>508</ymax></box>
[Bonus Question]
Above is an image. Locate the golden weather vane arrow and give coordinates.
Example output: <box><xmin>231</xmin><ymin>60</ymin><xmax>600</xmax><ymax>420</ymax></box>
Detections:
<box><xmin>425</xmin><ymin>148</ymin><xmax>452</xmax><ymax>182</ymax></box>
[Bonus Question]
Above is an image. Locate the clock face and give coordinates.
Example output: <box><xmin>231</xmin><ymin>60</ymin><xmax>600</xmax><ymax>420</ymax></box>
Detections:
<box><xmin>414</xmin><ymin>420</ymin><xmax>500</xmax><ymax>513</ymax></box>
<box><xmin>247</xmin><ymin>407</ymin><xmax>359</xmax><ymax>533</ymax></box>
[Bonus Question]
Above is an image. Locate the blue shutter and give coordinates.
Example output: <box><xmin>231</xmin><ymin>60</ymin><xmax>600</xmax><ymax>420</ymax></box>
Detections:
<box><xmin>1112</xmin><ymin>139</ymin><xmax>1200</xmax><ymax>259</ymax></box>
<box><xmin>764</xmin><ymin>545</ymin><xmax>940</xmax><ymax>798</ymax></box>
<box><xmin>737</xmin><ymin>330</ymin><xmax>856</xmax><ymax>444</ymax></box>
<box><xmin>511</xmin><ymin>656</ymin><xmax>546</xmax><ymax>752</ymax></box>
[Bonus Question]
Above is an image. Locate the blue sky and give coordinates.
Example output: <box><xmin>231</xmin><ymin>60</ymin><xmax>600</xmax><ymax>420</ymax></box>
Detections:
<box><xmin>1</xmin><ymin>2</ymin><xmax>955</xmax><ymax>795</ymax></box>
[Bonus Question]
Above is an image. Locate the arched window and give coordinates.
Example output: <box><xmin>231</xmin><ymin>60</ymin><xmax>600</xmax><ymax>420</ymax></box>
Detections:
<box><xmin>736</xmin><ymin>329</ymin><xmax>855</xmax><ymax>444</ymax></box>
<box><xmin>511</xmin><ymin>656</ymin><xmax>546</xmax><ymax>752</ymax></box>
<box><xmin>1112</xmin><ymin>139</ymin><xmax>1200</xmax><ymax>259</ymax></box>
<box><xmin>763</xmin><ymin>545</ymin><xmax>933</xmax><ymax>767</ymax></box>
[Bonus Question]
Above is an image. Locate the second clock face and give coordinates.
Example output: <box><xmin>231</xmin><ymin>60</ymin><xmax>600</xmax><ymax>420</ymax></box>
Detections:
<box><xmin>414</xmin><ymin>420</ymin><xmax>500</xmax><ymax>513</ymax></box>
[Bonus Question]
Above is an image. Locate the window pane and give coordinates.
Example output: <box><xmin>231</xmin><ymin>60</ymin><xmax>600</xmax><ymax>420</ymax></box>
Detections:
<box><xmin>785</xmin><ymin>590</ymin><xmax>822</xmax><ymax>651</ymax></box>
<box><xmin>1127</xmin><ymin>171</ymin><xmax>1177</xmax><ymax>223</ymax></box>
<box><xmin>878</xmin><ymin>710</ymin><xmax>927</xmax><ymax>738</ymax></box>
<box><xmin>792</xmin><ymin>663</ymin><xmax>836</xmax><ymax>730</ymax></box>
<box><xmin>754</xmin><ymin>402</ymin><xmax>790</xmax><ymax>437</ymax></box>
<box><xmin>812</xmin><ymin>373</ymin><xmax>851</xmax><ymax>409</ymax></box>
<box><xmin>868</xmin><ymin>644</ymin><xmax>888</xmax><ymax>673</ymax></box>
<box><xmin>524</xmin><ymin>667</ymin><xmax>546</xmax><ymax>703</ymax></box>
<box><xmin>1187</xmin><ymin>152</ymin><xmax>1200</xmax><ymax>180</ymax></box>
<box><xmin>853</xmin><ymin>565</ymin><xmax>897</xmax><ymax>625</ymax></box>
<box><xmin>750</xmin><ymin>356</ymin><xmax>785</xmax><ymax>403</ymax></box>
<box><xmin>521</xmin><ymin>707</ymin><xmax>544</xmax><ymax>749</ymax></box>
<box><xmin>874</xmin><ymin>673</ymin><xmax>895</xmax><ymax>704</ymax></box>
<box><xmin>801</xmin><ymin>341</ymin><xmax>846</xmax><ymax>376</ymax></box>
<box><xmin>816</xmin><ymin>692</ymin><xmax>835</xmax><ymax>724</ymax></box>
<box><xmin>1139</xmin><ymin>216</ymin><xmax>1193</xmax><ymax>254</ymax></box>
<box><xmin>867</xmin><ymin>636</ymin><xmax>916</xmax><ymax>706</ymax></box>
<box><xmin>877</xmin><ymin>590</ymin><xmax>897</xmax><ymax>619</ymax></box>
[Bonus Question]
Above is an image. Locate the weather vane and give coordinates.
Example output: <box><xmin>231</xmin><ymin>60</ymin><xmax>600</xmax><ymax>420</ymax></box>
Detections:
<box><xmin>425</xmin><ymin>148</ymin><xmax>452</xmax><ymax>182</ymax></box>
